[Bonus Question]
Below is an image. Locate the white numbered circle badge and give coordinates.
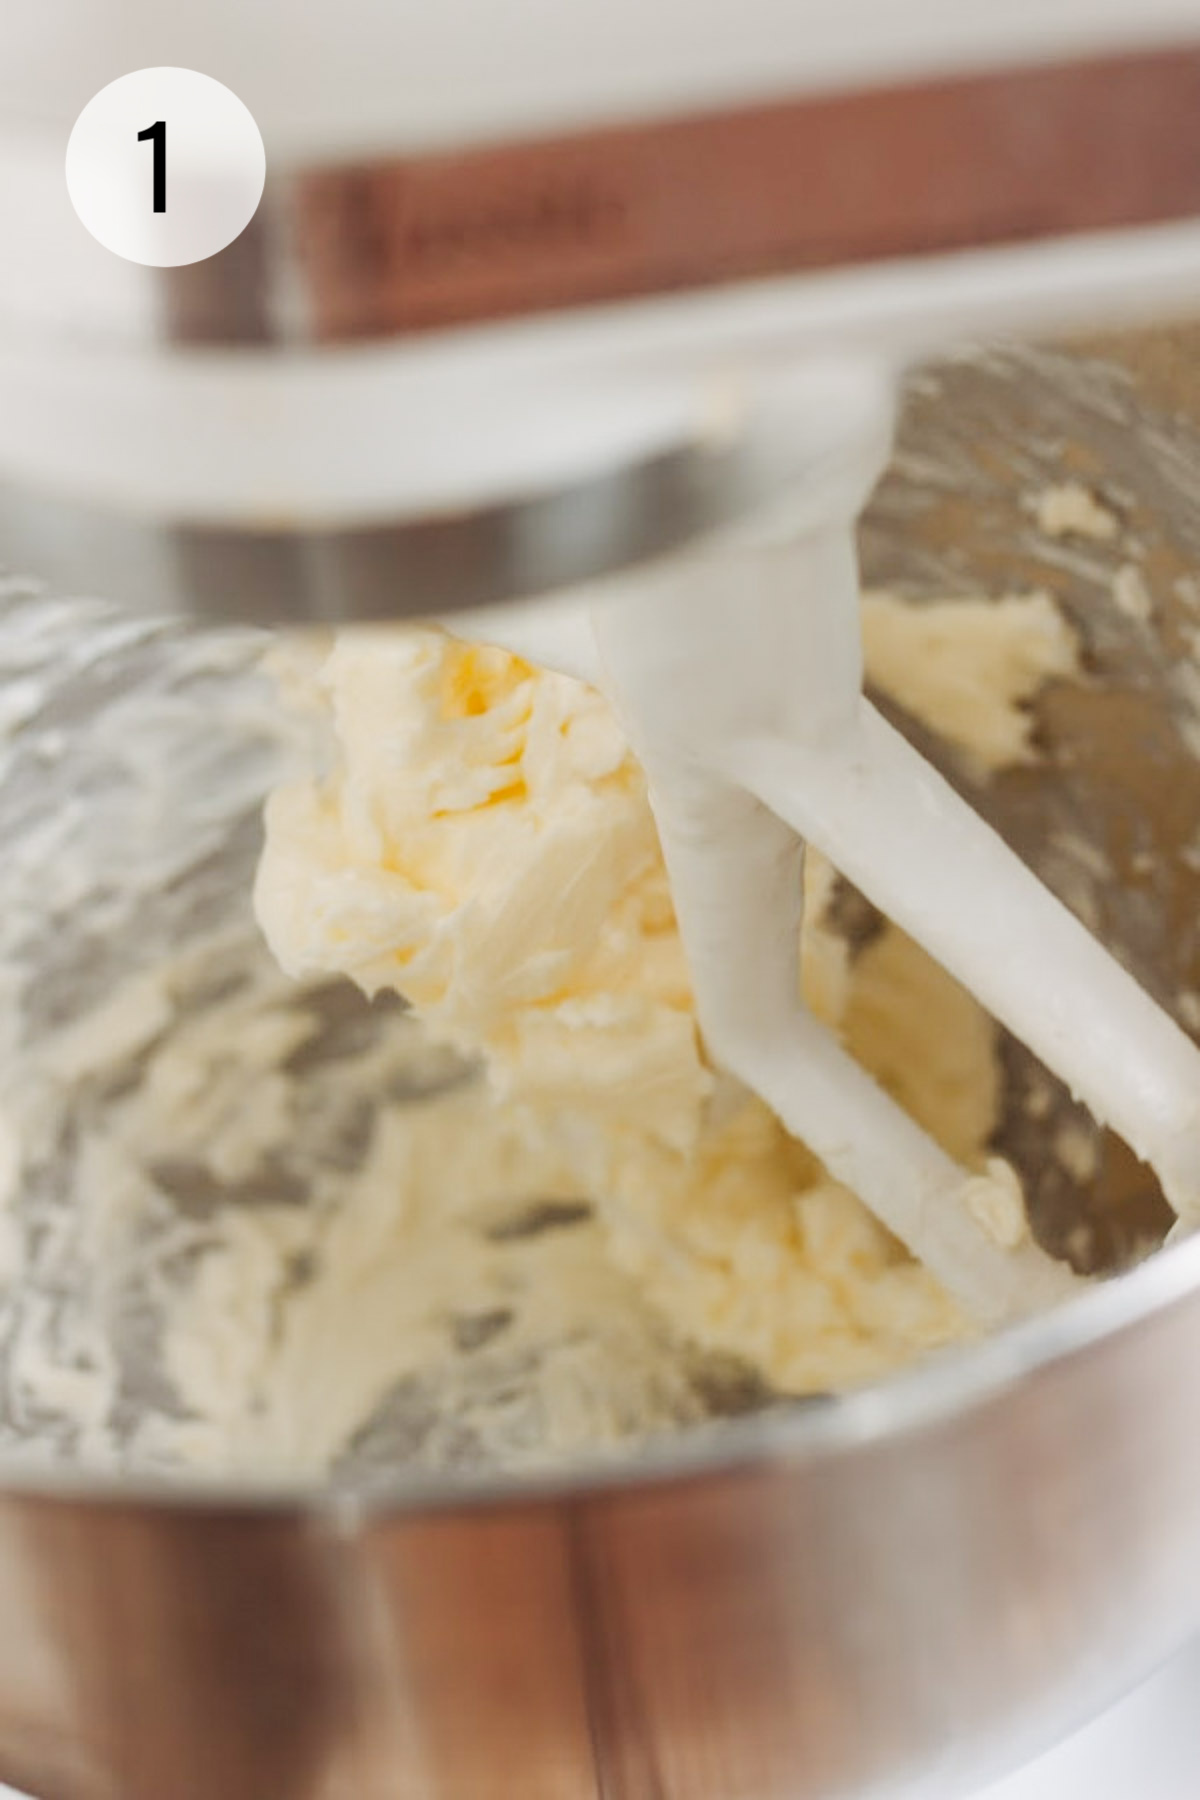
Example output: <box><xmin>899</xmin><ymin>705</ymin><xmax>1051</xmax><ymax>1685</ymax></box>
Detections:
<box><xmin>66</xmin><ymin>68</ymin><xmax>266</xmax><ymax>267</ymax></box>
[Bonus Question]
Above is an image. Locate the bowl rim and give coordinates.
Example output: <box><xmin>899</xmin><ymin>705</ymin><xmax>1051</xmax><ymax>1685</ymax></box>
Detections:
<box><xmin>3</xmin><ymin>1221</ymin><xmax>1198</xmax><ymax>1522</ymax></box>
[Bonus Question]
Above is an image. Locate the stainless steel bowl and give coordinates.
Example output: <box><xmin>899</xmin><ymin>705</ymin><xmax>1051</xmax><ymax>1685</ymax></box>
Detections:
<box><xmin>1</xmin><ymin>334</ymin><xmax>1199</xmax><ymax>1800</ymax></box>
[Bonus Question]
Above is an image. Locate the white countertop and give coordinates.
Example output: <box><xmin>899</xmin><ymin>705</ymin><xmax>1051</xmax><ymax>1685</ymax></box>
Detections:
<box><xmin>982</xmin><ymin>1641</ymin><xmax>1200</xmax><ymax>1799</ymax></box>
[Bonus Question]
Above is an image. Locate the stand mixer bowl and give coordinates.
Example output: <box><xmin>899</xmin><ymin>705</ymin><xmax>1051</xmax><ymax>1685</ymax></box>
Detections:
<box><xmin>0</xmin><ymin>334</ymin><xmax>1199</xmax><ymax>1800</ymax></box>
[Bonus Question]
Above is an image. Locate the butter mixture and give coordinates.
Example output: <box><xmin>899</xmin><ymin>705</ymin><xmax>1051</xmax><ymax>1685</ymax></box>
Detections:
<box><xmin>253</xmin><ymin>591</ymin><xmax>1079</xmax><ymax>1405</ymax></box>
<box><xmin>0</xmin><ymin>582</ymin><xmax>1088</xmax><ymax>1480</ymax></box>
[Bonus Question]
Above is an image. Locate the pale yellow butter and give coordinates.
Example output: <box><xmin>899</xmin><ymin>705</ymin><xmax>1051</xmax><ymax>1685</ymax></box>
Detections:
<box><xmin>254</xmin><ymin>593</ymin><xmax>1079</xmax><ymax>1397</ymax></box>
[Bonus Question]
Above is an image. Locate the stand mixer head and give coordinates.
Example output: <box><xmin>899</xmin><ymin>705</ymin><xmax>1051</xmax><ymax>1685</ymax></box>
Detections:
<box><xmin>4</xmin><ymin>7</ymin><xmax>1200</xmax><ymax>1800</ymax></box>
<box><xmin>7</xmin><ymin>0</ymin><xmax>1200</xmax><ymax>617</ymax></box>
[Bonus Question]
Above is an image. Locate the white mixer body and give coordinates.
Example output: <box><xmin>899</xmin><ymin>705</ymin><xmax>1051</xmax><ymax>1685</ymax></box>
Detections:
<box><xmin>3</xmin><ymin>0</ymin><xmax>1200</xmax><ymax>548</ymax></box>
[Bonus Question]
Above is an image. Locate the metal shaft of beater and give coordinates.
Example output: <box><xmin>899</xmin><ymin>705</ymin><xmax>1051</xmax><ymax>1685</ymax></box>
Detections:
<box><xmin>460</xmin><ymin>361</ymin><xmax>1199</xmax><ymax>1314</ymax></box>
